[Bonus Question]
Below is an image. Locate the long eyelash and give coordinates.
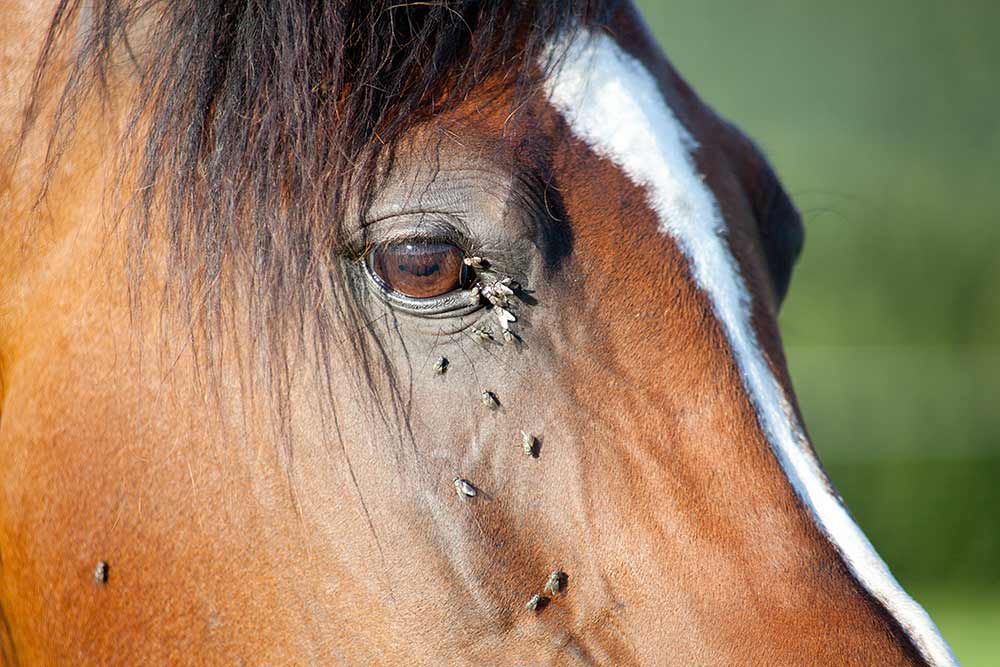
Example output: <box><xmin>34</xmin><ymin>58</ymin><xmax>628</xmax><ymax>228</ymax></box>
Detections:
<box><xmin>346</xmin><ymin>212</ymin><xmax>474</xmax><ymax>256</ymax></box>
<box><xmin>353</xmin><ymin>234</ymin><xmax>477</xmax><ymax>268</ymax></box>
<box><xmin>347</xmin><ymin>240</ymin><xmax>376</xmax><ymax>263</ymax></box>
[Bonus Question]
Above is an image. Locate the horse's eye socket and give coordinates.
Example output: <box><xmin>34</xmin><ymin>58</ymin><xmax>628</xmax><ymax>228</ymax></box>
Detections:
<box><xmin>369</xmin><ymin>241</ymin><xmax>467</xmax><ymax>299</ymax></box>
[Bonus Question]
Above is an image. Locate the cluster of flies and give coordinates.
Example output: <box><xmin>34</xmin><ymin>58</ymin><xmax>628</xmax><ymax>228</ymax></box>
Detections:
<box><xmin>432</xmin><ymin>255</ymin><xmax>523</xmax><ymax>375</ymax></box>
<box><xmin>525</xmin><ymin>570</ymin><xmax>568</xmax><ymax>612</ymax></box>
<box><xmin>464</xmin><ymin>256</ymin><xmax>521</xmax><ymax>345</ymax></box>
<box><xmin>439</xmin><ymin>256</ymin><xmax>563</xmax><ymax>614</ymax></box>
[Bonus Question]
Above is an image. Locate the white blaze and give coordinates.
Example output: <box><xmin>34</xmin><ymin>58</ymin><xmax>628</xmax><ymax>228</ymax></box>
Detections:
<box><xmin>542</xmin><ymin>28</ymin><xmax>957</xmax><ymax>666</ymax></box>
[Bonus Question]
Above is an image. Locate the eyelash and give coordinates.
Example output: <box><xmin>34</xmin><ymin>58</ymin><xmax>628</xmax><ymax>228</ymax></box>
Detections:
<box><xmin>348</xmin><ymin>214</ymin><xmax>473</xmax><ymax>254</ymax></box>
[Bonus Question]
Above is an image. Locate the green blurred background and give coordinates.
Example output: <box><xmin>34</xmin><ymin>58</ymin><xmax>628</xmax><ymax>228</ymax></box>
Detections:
<box><xmin>637</xmin><ymin>1</ymin><xmax>999</xmax><ymax>662</ymax></box>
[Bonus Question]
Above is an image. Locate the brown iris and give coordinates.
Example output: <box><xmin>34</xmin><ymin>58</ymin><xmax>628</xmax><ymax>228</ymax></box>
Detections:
<box><xmin>369</xmin><ymin>240</ymin><xmax>467</xmax><ymax>299</ymax></box>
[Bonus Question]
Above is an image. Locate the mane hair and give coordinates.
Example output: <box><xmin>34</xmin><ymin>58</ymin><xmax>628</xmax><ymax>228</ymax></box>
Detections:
<box><xmin>21</xmin><ymin>0</ymin><xmax>609</xmax><ymax>461</ymax></box>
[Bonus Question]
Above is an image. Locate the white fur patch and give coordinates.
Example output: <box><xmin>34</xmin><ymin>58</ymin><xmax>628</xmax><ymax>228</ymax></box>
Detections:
<box><xmin>543</xmin><ymin>28</ymin><xmax>957</xmax><ymax>666</ymax></box>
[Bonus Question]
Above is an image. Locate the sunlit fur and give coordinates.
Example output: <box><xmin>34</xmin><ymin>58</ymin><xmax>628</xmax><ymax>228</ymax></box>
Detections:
<box><xmin>543</xmin><ymin>27</ymin><xmax>956</xmax><ymax>667</ymax></box>
<box><xmin>0</xmin><ymin>1</ymin><xmax>956</xmax><ymax>664</ymax></box>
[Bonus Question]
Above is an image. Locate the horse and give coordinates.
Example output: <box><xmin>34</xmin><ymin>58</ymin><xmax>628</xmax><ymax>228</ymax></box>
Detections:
<box><xmin>0</xmin><ymin>1</ymin><xmax>957</xmax><ymax>664</ymax></box>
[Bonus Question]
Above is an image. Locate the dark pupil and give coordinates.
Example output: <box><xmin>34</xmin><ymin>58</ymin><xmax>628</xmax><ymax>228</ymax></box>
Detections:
<box><xmin>372</xmin><ymin>241</ymin><xmax>465</xmax><ymax>298</ymax></box>
<box><xmin>400</xmin><ymin>259</ymin><xmax>440</xmax><ymax>277</ymax></box>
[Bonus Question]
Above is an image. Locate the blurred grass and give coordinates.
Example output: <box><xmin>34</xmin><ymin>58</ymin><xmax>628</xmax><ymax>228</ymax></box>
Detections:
<box><xmin>912</xmin><ymin>586</ymin><xmax>1000</xmax><ymax>665</ymax></box>
<box><xmin>637</xmin><ymin>0</ymin><xmax>1000</xmax><ymax>661</ymax></box>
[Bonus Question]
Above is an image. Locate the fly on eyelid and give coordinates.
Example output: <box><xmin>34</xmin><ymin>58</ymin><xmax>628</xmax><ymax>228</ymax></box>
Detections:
<box><xmin>481</xmin><ymin>277</ymin><xmax>515</xmax><ymax>308</ymax></box>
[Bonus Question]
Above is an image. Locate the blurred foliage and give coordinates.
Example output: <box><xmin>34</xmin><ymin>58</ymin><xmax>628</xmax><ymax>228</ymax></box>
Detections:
<box><xmin>637</xmin><ymin>0</ymin><xmax>1000</xmax><ymax>662</ymax></box>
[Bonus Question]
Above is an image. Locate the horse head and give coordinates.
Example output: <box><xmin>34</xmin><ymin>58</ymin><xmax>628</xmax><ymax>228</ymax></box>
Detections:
<box><xmin>0</xmin><ymin>1</ymin><xmax>955</xmax><ymax>664</ymax></box>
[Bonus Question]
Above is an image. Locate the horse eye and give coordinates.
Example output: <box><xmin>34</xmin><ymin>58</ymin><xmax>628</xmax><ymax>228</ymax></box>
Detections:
<box><xmin>368</xmin><ymin>241</ymin><xmax>468</xmax><ymax>299</ymax></box>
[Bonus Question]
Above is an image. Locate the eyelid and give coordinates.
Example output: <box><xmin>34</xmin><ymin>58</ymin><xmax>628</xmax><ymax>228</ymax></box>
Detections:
<box><xmin>345</xmin><ymin>213</ymin><xmax>475</xmax><ymax>259</ymax></box>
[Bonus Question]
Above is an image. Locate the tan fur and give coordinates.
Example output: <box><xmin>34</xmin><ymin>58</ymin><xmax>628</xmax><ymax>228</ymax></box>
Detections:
<box><xmin>0</xmin><ymin>1</ymin><xmax>927</xmax><ymax>664</ymax></box>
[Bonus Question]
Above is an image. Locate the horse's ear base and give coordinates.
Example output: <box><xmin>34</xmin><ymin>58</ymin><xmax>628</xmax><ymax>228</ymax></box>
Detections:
<box><xmin>758</xmin><ymin>180</ymin><xmax>805</xmax><ymax>307</ymax></box>
<box><xmin>723</xmin><ymin>127</ymin><xmax>804</xmax><ymax>308</ymax></box>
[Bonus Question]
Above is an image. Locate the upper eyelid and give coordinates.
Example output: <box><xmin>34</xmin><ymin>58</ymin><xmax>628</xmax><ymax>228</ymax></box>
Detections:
<box><xmin>345</xmin><ymin>213</ymin><xmax>475</xmax><ymax>257</ymax></box>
